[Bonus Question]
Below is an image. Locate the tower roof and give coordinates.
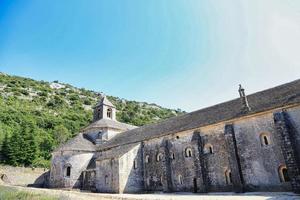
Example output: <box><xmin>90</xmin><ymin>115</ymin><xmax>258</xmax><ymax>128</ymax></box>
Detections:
<box><xmin>95</xmin><ymin>95</ymin><xmax>115</xmax><ymax>108</ymax></box>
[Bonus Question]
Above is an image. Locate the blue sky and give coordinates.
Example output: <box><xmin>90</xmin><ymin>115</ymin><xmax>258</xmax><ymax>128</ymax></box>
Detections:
<box><xmin>1</xmin><ymin>0</ymin><xmax>300</xmax><ymax>111</ymax></box>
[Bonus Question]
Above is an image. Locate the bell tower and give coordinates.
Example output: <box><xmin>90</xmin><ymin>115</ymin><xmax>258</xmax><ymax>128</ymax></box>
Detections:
<box><xmin>93</xmin><ymin>94</ymin><xmax>116</xmax><ymax>122</ymax></box>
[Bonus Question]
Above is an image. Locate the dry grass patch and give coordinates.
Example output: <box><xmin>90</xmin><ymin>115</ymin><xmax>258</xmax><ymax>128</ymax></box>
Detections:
<box><xmin>0</xmin><ymin>186</ymin><xmax>59</xmax><ymax>200</ymax></box>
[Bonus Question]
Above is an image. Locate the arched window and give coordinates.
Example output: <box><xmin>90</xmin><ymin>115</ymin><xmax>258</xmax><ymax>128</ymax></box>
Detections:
<box><xmin>204</xmin><ymin>144</ymin><xmax>213</xmax><ymax>154</ymax></box>
<box><xmin>105</xmin><ymin>175</ymin><xmax>109</xmax><ymax>185</ymax></box>
<box><xmin>133</xmin><ymin>159</ymin><xmax>138</xmax><ymax>169</ymax></box>
<box><xmin>225</xmin><ymin>169</ymin><xmax>232</xmax><ymax>185</ymax></box>
<box><xmin>185</xmin><ymin>148</ymin><xmax>193</xmax><ymax>157</ymax></box>
<box><xmin>170</xmin><ymin>152</ymin><xmax>175</xmax><ymax>160</ymax></box>
<box><xmin>107</xmin><ymin>108</ymin><xmax>112</xmax><ymax>119</ymax></box>
<box><xmin>278</xmin><ymin>165</ymin><xmax>290</xmax><ymax>182</ymax></box>
<box><xmin>97</xmin><ymin>108</ymin><xmax>101</xmax><ymax>119</ymax></box>
<box><xmin>145</xmin><ymin>155</ymin><xmax>150</xmax><ymax>163</ymax></box>
<box><xmin>178</xmin><ymin>175</ymin><xmax>183</xmax><ymax>185</ymax></box>
<box><xmin>260</xmin><ymin>133</ymin><xmax>271</xmax><ymax>146</ymax></box>
<box><xmin>157</xmin><ymin>153</ymin><xmax>163</xmax><ymax>162</ymax></box>
<box><xmin>65</xmin><ymin>164</ymin><xmax>71</xmax><ymax>177</ymax></box>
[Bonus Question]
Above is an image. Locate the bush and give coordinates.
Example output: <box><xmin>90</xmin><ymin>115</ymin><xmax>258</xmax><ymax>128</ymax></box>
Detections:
<box><xmin>68</xmin><ymin>94</ymin><xmax>79</xmax><ymax>101</ymax></box>
<box><xmin>38</xmin><ymin>91</ymin><xmax>48</xmax><ymax>97</ymax></box>
<box><xmin>83</xmin><ymin>99</ymin><xmax>92</xmax><ymax>105</ymax></box>
<box><xmin>20</xmin><ymin>89</ymin><xmax>29</xmax><ymax>96</ymax></box>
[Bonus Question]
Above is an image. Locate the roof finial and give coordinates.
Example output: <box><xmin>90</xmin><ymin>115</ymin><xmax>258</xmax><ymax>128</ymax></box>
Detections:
<box><xmin>238</xmin><ymin>84</ymin><xmax>245</xmax><ymax>97</ymax></box>
<box><xmin>238</xmin><ymin>84</ymin><xmax>251</xmax><ymax>112</ymax></box>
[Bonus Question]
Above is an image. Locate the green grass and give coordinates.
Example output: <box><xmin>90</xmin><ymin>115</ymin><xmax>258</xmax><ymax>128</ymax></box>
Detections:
<box><xmin>0</xmin><ymin>186</ymin><xmax>59</xmax><ymax>200</ymax></box>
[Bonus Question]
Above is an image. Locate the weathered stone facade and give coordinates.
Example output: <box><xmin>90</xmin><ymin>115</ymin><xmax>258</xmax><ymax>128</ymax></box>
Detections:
<box><xmin>49</xmin><ymin>80</ymin><xmax>300</xmax><ymax>194</ymax></box>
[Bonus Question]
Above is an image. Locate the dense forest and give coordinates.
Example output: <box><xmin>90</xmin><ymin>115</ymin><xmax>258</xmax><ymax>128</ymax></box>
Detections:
<box><xmin>0</xmin><ymin>72</ymin><xmax>184</xmax><ymax>168</ymax></box>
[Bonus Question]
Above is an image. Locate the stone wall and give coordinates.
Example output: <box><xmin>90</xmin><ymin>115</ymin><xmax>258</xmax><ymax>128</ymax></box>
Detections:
<box><xmin>286</xmin><ymin>107</ymin><xmax>300</xmax><ymax>165</ymax></box>
<box><xmin>49</xmin><ymin>151</ymin><xmax>94</xmax><ymax>189</ymax></box>
<box><xmin>50</xmin><ymin>105</ymin><xmax>300</xmax><ymax>194</ymax></box>
<box><xmin>95</xmin><ymin>143</ymin><xmax>144</xmax><ymax>193</ymax></box>
<box><xmin>135</xmin><ymin>107</ymin><xmax>299</xmax><ymax>193</ymax></box>
<box><xmin>274</xmin><ymin>108</ymin><xmax>300</xmax><ymax>193</ymax></box>
<box><xmin>143</xmin><ymin>137</ymin><xmax>166</xmax><ymax>192</ymax></box>
<box><xmin>0</xmin><ymin>165</ymin><xmax>48</xmax><ymax>187</ymax></box>
<box><xmin>119</xmin><ymin>143</ymin><xmax>144</xmax><ymax>193</ymax></box>
<box><xmin>95</xmin><ymin>158</ymin><xmax>119</xmax><ymax>193</ymax></box>
<box><xmin>200</xmin><ymin>125</ymin><xmax>231</xmax><ymax>192</ymax></box>
<box><xmin>233</xmin><ymin>112</ymin><xmax>291</xmax><ymax>192</ymax></box>
<box><xmin>82</xmin><ymin>169</ymin><xmax>96</xmax><ymax>191</ymax></box>
<box><xmin>142</xmin><ymin>126</ymin><xmax>231</xmax><ymax>193</ymax></box>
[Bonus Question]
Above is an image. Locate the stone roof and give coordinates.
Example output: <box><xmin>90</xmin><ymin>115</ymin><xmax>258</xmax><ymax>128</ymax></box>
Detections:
<box><xmin>98</xmin><ymin>79</ymin><xmax>300</xmax><ymax>151</ymax></box>
<box><xmin>95</xmin><ymin>95</ymin><xmax>115</xmax><ymax>108</ymax></box>
<box><xmin>53</xmin><ymin>133</ymin><xmax>96</xmax><ymax>152</ymax></box>
<box><xmin>83</xmin><ymin>118</ymin><xmax>137</xmax><ymax>132</ymax></box>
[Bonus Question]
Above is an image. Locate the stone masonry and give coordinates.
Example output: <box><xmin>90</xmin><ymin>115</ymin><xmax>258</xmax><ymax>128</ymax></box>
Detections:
<box><xmin>49</xmin><ymin>80</ymin><xmax>300</xmax><ymax>194</ymax></box>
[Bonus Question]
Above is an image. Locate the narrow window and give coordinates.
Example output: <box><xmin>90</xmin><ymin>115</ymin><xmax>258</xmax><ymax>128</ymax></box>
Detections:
<box><xmin>157</xmin><ymin>153</ymin><xmax>163</xmax><ymax>162</ymax></box>
<box><xmin>97</xmin><ymin>108</ymin><xmax>102</xmax><ymax>119</ymax></box>
<box><xmin>263</xmin><ymin>136</ymin><xmax>269</xmax><ymax>145</ymax></box>
<box><xmin>279</xmin><ymin>165</ymin><xmax>290</xmax><ymax>182</ymax></box>
<box><xmin>204</xmin><ymin>144</ymin><xmax>213</xmax><ymax>154</ymax></box>
<box><xmin>178</xmin><ymin>175</ymin><xmax>183</xmax><ymax>185</ymax></box>
<box><xmin>185</xmin><ymin>148</ymin><xmax>193</xmax><ymax>157</ymax></box>
<box><xmin>66</xmin><ymin>166</ymin><xmax>71</xmax><ymax>177</ymax></box>
<box><xmin>225</xmin><ymin>169</ymin><xmax>232</xmax><ymax>185</ymax></box>
<box><xmin>145</xmin><ymin>155</ymin><xmax>150</xmax><ymax>163</ymax></box>
<box><xmin>260</xmin><ymin>133</ymin><xmax>271</xmax><ymax>147</ymax></box>
<box><xmin>107</xmin><ymin>108</ymin><xmax>112</xmax><ymax>119</ymax></box>
<box><xmin>209</xmin><ymin>146</ymin><xmax>213</xmax><ymax>154</ymax></box>
<box><xmin>170</xmin><ymin>152</ymin><xmax>175</xmax><ymax>160</ymax></box>
<box><xmin>105</xmin><ymin>175</ymin><xmax>109</xmax><ymax>185</ymax></box>
<box><xmin>133</xmin><ymin>159</ymin><xmax>138</xmax><ymax>169</ymax></box>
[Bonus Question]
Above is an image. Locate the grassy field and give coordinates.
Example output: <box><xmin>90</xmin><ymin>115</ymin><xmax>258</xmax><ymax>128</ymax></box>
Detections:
<box><xmin>0</xmin><ymin>186</ymin><xmax>59</xmax><ymax>200</ymax></box>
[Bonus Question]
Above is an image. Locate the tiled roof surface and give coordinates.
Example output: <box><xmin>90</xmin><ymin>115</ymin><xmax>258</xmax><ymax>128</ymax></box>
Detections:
<box><xmin>83</xmin><ymin>118</ymin><xmax>137</xmax><ymax>132</ymax></box>
<box><xmin>98</xmin><ymin>79</ymin><xmax>300</xmax><ymax>151</ymax></box>
<box><xmin>54</xmin><ymin>133</ymin><xmax>96</xmax><ymax>152</ymax></box>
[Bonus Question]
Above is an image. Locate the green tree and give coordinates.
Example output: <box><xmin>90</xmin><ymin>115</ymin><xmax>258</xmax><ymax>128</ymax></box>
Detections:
<box><xmin>0</xmin><ymin>133</ymin><xmax>10</xmax><ymax>164</ymax></box>
<box><xmin>7</xmin><ymin>128</ymin><xmax>22</xmax><ymax>166</ymax></box>
<box><xmin>22</xmin><ymin>123</ymin><xmax>38</xmax><ymax>166</ymax></box>
<box><xmin>53</xmin><ymin>125</ymin><xmax>71</xmax><ymax>145</ymax></box>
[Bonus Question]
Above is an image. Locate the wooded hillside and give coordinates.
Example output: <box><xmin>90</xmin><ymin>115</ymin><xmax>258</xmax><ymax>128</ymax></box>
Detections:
<box><xmin>0</xmin><ymin>72</ymin><xmax>184</xmax><ymax>168</ymax></box>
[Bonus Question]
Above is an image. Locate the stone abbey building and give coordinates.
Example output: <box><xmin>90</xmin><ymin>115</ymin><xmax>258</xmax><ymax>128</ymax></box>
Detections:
<box><xmin>49</xmin><ymin>80</ymin><xmax>300</xmax><ymax>194</ymax></box>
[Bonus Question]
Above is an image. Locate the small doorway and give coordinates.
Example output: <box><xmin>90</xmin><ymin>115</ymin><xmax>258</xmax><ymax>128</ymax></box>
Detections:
<box><xmin>193</xmin><ymin>178</ymin><xmax>197</xmax><ymax>193</ymax></box>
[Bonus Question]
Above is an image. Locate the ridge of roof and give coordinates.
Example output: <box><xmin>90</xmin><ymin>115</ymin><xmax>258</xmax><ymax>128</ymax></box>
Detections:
<box><xmin>83</xmin><ymin>118</ymin><xmax>137</xmax><ymax>132</ymax></box>
<box><xmin>97</xmin><ymin>79</ymin><xmax>300</xmax><ymax>151</ymax></box>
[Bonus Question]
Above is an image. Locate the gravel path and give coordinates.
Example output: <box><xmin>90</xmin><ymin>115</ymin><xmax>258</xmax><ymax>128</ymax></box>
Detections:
<box><xmin>5</xmin><ymin>185</ymin><xmax>300</xmax><ymax>200</ymax></box>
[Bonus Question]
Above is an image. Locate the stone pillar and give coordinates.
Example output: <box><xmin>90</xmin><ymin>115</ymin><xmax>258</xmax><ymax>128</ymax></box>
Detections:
<box><xmin>192</xmin><ymin>132</ymin><xmax>208</xmax><ymax>193</ymax></box>
<box><xmin>163</xmin><ymin>139</ymin><xmax>173</xmax><ymax>192</ymax></box>
<box><xmin>273</xmin><ymin>111</ymin><xmax>300</xmax><ymax>193</ymax></box>
<box><xmin>224</xmin><ymin>124</ymin><xmax>244</xmax><ymax>192</ymax></box>
<box><xmin>140</xmin><ymin>142</ymin><xmax>146</xmax><ymax>191</ymax></box>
